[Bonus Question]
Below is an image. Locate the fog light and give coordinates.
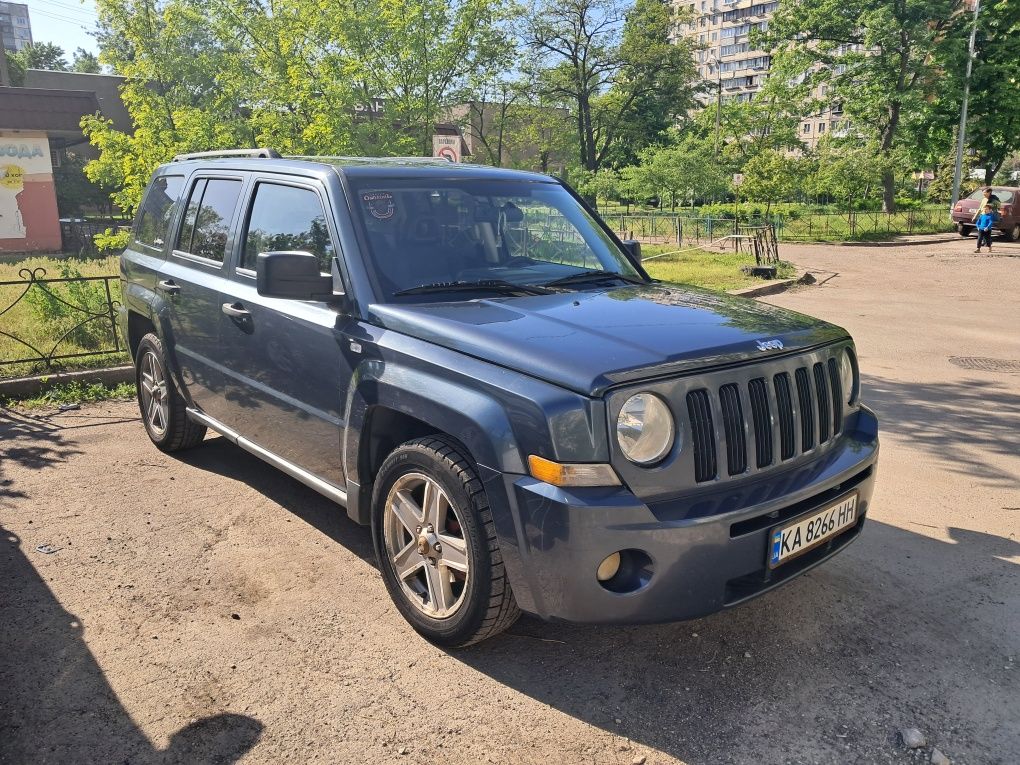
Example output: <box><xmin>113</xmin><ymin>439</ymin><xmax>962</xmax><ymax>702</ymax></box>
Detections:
<box><xmin>596</xmin><ymin>552</ymin><xmax>622</xmax><ymax>582</ymax></box>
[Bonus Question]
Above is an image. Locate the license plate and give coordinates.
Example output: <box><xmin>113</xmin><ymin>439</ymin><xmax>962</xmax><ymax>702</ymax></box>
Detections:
<box><xmin>769</xmin><ymin>492</ymin><xmax>858</xmax><ymax>568</ymax></box>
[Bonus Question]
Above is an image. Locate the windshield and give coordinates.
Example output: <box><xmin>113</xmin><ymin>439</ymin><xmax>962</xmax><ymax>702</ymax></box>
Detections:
<box><xmin>346</xmin><ymin>178</ymin><xmax>643</xmax><ymax>301</ymax></box>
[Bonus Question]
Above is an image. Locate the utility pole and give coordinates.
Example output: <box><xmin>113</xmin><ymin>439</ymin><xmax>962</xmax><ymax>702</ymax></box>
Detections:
<box><xmin>712</xmin><ymin>58</ymin><xmax>722</xmax><ymax>158</ymax></box>
<box><xmin>951</xmin><ymin>0</ymin><xmax>982</xmax><ymax>209</ymax></box>
<box><xmin>0</xmin><ymin>45</ymin><xmax>11</xmax><ymax>87</ymax></box>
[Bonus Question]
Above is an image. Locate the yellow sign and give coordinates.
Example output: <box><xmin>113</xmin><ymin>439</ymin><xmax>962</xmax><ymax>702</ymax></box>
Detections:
<box><xmin>0</xmin><ymin>164</ymin><xmax>25</xmax><ymax>191</ymax></box>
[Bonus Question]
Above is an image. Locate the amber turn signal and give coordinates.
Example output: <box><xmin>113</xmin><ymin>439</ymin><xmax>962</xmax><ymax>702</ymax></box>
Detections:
<box><xmin>527</xmin><ymin>455</ymin><xmax>621</xmax><ymax>487</ymax></box>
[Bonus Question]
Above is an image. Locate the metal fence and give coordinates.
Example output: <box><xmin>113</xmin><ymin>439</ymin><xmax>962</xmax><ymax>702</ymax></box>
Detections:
<box><xmin>602</xmin><ymin>206</ymin><xmax>953</xmax><ymax>245</ymax></box>
<box><xmin>0</xmin><ymin>267</ymin><xmax>123</xmax><ymax>375</ymax></box>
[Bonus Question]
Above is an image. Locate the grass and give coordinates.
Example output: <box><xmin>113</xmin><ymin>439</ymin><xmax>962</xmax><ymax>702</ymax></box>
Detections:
<box><xmin>2</xmin><ymin>380</ymin><xmax>136</xmax><ymax>410</ymax></box>
<box><xmin>641</xmin><ymin>245</ymin><xmax>796</xmax><ymax>291</ymax></box>
<box><xmin>0</xmin><ymin>254</ymin><xmax>128</xmax><ymax>379</ymax></box>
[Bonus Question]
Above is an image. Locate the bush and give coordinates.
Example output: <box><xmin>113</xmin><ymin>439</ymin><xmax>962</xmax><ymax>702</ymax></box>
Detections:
<box><xmin>93</xmin><ymin>227</ymin><xmax>131</xmax><ymax>253</ymax></box>
<box><xmin>25</xmin><ymin>262</ymin><xmax>118</xmax><ymax>352</ymax></box>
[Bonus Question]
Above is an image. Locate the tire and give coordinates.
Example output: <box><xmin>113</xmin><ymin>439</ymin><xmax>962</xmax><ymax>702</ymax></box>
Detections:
<box><xmin>958</xmin><ymin>224</ymin><xmax>973</xmax><ymax>237</ymax></box>
<box><xmin>135</xmin><ymin>333</ymin><xmax>207</xmax><ymax>452</ymax></box>
<box><xmin>371</xmin><ymin>436</ymin><xmax>519</xmax><ymax>647</ymax></box>
<box><xmin>1004</xmin><ymin>224</ymin><xmax>1020</xmax><ymax>242</ymax></box>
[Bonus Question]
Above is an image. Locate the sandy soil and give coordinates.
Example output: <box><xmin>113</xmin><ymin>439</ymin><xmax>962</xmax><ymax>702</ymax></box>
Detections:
<box><xmin>1</xmin><ymin>235</ymin><xmax>1018</xmax><ymax>765</ymax></box>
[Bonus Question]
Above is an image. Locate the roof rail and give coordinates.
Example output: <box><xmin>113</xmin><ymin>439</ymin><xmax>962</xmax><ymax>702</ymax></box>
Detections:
<box><xmin>171</xmin><ymin>148</ymin><xmax>282</xmax><ymax>162</ymax></box>
<box><xmin>284</xmin><ymin>155</ymin><xmax>454</xmax><ymax>165</ymax></box>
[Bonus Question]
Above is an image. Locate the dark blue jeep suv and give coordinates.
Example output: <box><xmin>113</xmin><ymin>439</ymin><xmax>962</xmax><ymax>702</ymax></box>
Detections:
<box><xmin>119</xmin><ymin>150</ymin><xmax>879</xmax><ymax>646</ymax></box>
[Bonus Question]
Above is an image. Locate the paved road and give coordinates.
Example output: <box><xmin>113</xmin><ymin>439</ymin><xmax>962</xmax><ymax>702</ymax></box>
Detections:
<box><xmin>1</xmin><ymin>242</ymin><xmax>1018</xmax><ymax>765</ymax></box>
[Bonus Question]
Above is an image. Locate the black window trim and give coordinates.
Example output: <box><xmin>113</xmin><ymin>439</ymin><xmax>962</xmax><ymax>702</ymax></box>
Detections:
<box><xmin>170</xmin><ymin>173</ymin><xmax>246</xmax><ymax>270</ymax></box>
<box><xmin>233</xmin><ymin>175</ymin><xmax>341</xmax><ymax>281</ymax></box>
<box><xmin>133</xmin><ymin>172</ymin><xmax>185</xmax><ymax>253</ymax></box>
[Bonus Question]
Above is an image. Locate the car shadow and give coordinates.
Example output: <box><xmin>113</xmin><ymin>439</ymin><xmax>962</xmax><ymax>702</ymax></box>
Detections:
<box><xmin>174</xmin><ymin>434</ymin><xmax>376</xmax><ymax>566</ymax></box>
<box><xmin>452</xmin><ymin>518</ymin><xmax>1020</xmax><ymax>763</ymax></box>
<box><xmin>862</xmin><ymin>374</ymin><xmax>1020</xmax><ymax>488</ymax></box>
<box><xmin>0</xmin><ymin>524</ymin><xmax>264</xmax><ymax>764</ymax></box>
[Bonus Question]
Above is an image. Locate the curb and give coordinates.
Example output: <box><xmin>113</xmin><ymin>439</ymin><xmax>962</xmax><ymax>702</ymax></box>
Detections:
<box><xmin>0</xmin><ymin>365</ymin><xmax>134</xmax><ymax>399</ymax></box>
<box><xmin>728</xmin><ymin>276</ymin><xmax>801</xmax><ymax>299</ymax></box>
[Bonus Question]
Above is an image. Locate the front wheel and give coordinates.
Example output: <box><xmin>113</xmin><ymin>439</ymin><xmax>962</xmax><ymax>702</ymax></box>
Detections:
<box><xmin>958</xmin><ymin>224</ymin><xmax>973</xmax><ymax>237</ymax></box>
<box><xmin>135</xmin><ymin>333</ymin><xmax>206</xmax><ymax>452</ymax></box>
<box><xmin>372</xmin><ymin>436</ymin><xmax>519</xmax><ymax>646</ymax></box>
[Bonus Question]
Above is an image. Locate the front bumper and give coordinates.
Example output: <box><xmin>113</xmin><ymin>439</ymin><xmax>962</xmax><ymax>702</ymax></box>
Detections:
<box><xmin>486</xmin><ymin>406</ymin><xmax>879</xmax><ymax>624</ymax></box>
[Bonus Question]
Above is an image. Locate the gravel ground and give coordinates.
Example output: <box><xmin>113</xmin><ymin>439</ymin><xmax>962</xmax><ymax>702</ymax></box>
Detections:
<box><xmin>1</xmin><ymin>235</ymin><xmax>1018</xmax><ymax>765</ymax></box>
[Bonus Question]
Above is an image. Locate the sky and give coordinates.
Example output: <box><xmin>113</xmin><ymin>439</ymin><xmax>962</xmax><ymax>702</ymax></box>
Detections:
<box><xmin>26</xmin><ymin>0</ymin><xmax>100</xmax><ymax>57</ymax></box>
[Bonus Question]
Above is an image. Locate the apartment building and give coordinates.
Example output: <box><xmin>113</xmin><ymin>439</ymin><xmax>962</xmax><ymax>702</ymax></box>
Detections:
<box><xmin>673</xmin><ymin>0</ymin><xmax>845</xmax><ymax>148</ymax></box>
<box><xmin>0</xmin><ymin>2</ymin><xmax>32</xmax><ymax>53</ymax></box>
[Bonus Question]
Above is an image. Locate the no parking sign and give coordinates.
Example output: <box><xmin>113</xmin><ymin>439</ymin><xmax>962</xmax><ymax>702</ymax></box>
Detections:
<box><xmin>432</xmin><ymin>135</ymin><xmax>461</xmax><ymax>163</ymax></box>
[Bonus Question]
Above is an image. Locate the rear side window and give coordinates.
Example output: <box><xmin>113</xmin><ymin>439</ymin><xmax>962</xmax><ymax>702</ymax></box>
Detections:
<box><xmin>134</xmin><ymin>174</ymin><xmax>184</xmax><ymax>248</ymax></box>
<box><xmin>241</xmin><ymin>183</ymin><xmax>335</xmax><ymax>273</ymax></box>
<box><xmin>175</xmin><ymin>178</ymin><xmax>243</xmax><ymax>263</ymax></box>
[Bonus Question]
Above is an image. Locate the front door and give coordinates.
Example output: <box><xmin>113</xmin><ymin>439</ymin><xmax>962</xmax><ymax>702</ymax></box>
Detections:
<box><xmin>215</xmin><ymin>177</ymin><xmax>351</xmax><ymax>485</ymax></box>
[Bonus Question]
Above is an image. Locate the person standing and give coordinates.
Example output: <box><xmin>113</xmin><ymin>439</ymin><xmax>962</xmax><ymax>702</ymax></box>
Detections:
<box><xmin>975</xmin><ymin>204</ymin><xmax>999</xmax><ymax>253</ymax></box>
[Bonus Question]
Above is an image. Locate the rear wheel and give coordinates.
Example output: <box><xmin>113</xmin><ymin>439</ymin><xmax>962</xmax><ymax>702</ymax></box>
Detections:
<box><xmin>958</xmin><ymin>224</ymin><xmax>973</xmax><ymax>237</ymax></box>
<box><xmin>135</xmin><ymin>333</ymin><xmax>206</xmax><ymax>452</ymax></box>
<box><xmin>1004</xmin><ymin>223</ymin><xmax>1020</xmax><ymax>241</ymax></box>
<box><xmin>372</xmin><ymin>436</ymin><xmax>519</xmax><ymax>646</ymax></box>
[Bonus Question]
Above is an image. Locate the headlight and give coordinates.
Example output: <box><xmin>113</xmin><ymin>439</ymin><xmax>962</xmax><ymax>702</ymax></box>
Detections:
<box><xmin>617</xmin><ymin>393</ymin><xmax>676</xmax><ymax>465</ymax></box>
<box><xmin>841</xmin><ymin>348</ymin><xmax>858</xmax><ymax>405</ymax></box>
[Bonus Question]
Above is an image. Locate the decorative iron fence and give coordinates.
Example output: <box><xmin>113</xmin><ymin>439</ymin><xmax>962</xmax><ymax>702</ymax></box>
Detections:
<box><xmin>602</xmin><ymin>206</ymin><xmax>953</xmax><ymax>245</ymax></box>
<box><xmin>0</xmin><ymin>267</ymin><xmax>123</xmax><ymax>375</ymax></box>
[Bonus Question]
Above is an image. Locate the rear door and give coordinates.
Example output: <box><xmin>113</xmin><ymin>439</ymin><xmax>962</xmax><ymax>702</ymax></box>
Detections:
<box><xmin>158</xmin><ymin>173</ymin><xmax>245</xmax><ymax>417</ymax></box>
<box><xmin>214</xmin><ymin>174</ymin><xmax>350</xmax><ymax>484</ymax></box>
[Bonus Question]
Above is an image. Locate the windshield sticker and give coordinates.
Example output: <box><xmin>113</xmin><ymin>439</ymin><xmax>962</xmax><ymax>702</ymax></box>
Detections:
<box><xmin>362</xmin><ymin>191</ymin><xmax>395</xmax><ymax>220</ymax></box>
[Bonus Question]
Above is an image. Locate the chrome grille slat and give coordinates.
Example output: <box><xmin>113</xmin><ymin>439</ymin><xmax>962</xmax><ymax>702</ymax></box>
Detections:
<box><xmin>719</xmin><ymin>383</ymin><xmax>747</xmax><ymax>475</ymax></box>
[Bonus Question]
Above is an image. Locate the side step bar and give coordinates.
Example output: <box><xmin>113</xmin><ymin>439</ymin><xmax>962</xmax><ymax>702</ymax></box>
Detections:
<box><xmin>186</xmin><ymin>408</ymin><xmax>347</xmax><ymax>507</ymax></box>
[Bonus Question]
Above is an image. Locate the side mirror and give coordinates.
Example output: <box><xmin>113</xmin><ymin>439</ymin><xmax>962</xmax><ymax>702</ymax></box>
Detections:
<box><xmin>256</xmin><ymin>251</ymin><xmax>335</xmax><ymax>300</ymax></box>
<box><xmin>621</xmin><ymin>239</ymin><xmax>642</xmax><ymax>262</ymax></box>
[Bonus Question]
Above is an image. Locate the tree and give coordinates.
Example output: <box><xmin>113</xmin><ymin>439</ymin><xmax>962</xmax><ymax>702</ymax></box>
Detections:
<box><xmin>71</xmin><ymin>48</ymin><xmax>102</xmax><ymax>73</ymax></box>
<box><xmin>740</xmin><ymin>149</ymin><xmax>805</xmax><ymax>216</ymax></box>
<box><xmin>528</xmin><ymin>0</ymin><xmax>698</xmax><ymax>173</ymax></box>
<box><xmin>622</xmin><ymin>135</ymin><xmax>729</xmax><ymax>210</ymax></box>
<box><xmin>9</xmin><ymin>41</ymin><xmax>69</xmax><ymax>72</ymax></box>
<box><xmin>761</xmin><ymin>0</ymin><xmax>964</xmax><ymax>212</ymax></box>
<box><xmin>811</xmin><ymin>137</ymin><xmax>885</xmax><ymax>223</ymax></box>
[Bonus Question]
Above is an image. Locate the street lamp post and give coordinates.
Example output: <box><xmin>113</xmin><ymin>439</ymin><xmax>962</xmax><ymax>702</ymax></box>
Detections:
<box><xmin>709</xmin><ymin>56</ymin><xmax>722</xmax><ymax>158</ymax></box>
<box><xmin>951</xmin><ymin>0</ymin><xmax>982</xmax><ymax>209</ymax></box>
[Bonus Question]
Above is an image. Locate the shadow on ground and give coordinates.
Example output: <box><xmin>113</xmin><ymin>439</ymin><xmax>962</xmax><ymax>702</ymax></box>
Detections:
<box><xmin>0</xmin><ymin>524</ymin><xmax>263</xmax><ymax>764</ymax></box>
<box><xmin>862</xmin><ymin>374</ymin><xmax>1020</xmax><ymax>488</ymax></box>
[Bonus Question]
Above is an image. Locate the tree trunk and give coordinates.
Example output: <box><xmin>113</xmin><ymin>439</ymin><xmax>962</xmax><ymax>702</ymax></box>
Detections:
<box><xmin>880</xmin><ymin>101</ymin><xmax>901</xmax><ymax>213</ymax></box>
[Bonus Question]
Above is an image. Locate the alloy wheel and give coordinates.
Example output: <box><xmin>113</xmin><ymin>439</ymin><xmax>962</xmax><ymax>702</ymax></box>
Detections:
<box><xmin>139</xmin><ymin>350</ymin><xmax>169</xmax><ymax>437</ymax></box>
<box><xmin>382</xmin><ymin>473</ymin><xmax>470</xmax><ymax>619</ymax></box>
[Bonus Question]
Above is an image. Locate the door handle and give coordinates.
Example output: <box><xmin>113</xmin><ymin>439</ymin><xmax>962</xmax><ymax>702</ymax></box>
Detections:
<box><xmin>221</xmin><ymin>302</ymin><xmax>251</xmax><ymax>319</ymax></box>
<box><xmin>156</xmin><ymin>279</ymin><xmax>180</xmax><ymax>295</ymax></box>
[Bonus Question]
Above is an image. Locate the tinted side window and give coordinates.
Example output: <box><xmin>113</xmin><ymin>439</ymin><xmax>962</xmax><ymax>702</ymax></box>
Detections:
<box><xmin>134</xmin><ymin>174</ymin><xmax>184</xmax><ymax>248</ymax></box>
<box><xmin>241</xmin><ymin>183</ymin><xmax>334</xmax><ymax>273</ymax></box>
<box><xmin>175</xmin><ymin>178</ymin><xmax>242</xmax><ymax>263</ymax></box>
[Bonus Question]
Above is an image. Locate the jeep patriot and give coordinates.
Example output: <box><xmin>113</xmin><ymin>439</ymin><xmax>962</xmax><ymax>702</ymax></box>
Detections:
<box><xmin>119</xmin><ymin>149</ymin><xmax>879</xmax><ymax>646</ymax></box>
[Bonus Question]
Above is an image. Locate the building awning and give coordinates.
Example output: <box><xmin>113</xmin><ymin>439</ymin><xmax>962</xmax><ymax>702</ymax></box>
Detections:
<box><xmin>0</xmin><ymin>87</ymin><xmax>101</xmax><ymax>133</ymax></box>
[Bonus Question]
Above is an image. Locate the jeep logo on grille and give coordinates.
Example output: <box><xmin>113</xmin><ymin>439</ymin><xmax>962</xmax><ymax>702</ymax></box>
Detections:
<box><xmin>756</xmin><ymin>339</ymin><xmax>784</xmax><ymax>351</ymax></box>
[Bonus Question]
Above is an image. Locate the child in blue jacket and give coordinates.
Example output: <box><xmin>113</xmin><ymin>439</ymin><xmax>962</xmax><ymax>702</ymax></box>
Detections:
<box><xmin>975</xmin><ymin>204</ymin><xmax>999</xmax><ymax>253</ymax></box>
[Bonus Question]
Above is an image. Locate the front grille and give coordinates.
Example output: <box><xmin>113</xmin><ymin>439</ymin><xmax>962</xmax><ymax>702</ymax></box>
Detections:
<box><xmin>687</xmin><ymin>389</ymin><xmax>717</xmax><ymax>482</ymax></box>
<box><xmin>685</xmin><ymin>348</ymin><xmax>848</xmax><ymax>483</ymax></box>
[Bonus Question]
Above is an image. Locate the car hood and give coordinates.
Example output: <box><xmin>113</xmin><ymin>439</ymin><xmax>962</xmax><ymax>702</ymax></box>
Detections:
<box><xmin>368</xmin><ymin>283</ymin><xmax>848</xmax><ymax>395</ymax></box>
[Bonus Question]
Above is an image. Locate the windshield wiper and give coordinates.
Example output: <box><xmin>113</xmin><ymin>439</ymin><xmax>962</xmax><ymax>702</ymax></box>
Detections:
<box><xmin>542</xmin><ymin>270</ymin><xmax>646</xmax><ymax>288</ymax></box>
<box><xmin>393</xmin><ymin>279</ymin><xmax>554</xmax><ymax>297</ymax></box>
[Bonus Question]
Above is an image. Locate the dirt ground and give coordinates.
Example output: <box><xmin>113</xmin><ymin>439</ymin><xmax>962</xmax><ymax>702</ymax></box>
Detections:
<box><xmin>1</xmin><ymin>235</ymin><xmax>1018</xmax><ymax>765</ymax></box>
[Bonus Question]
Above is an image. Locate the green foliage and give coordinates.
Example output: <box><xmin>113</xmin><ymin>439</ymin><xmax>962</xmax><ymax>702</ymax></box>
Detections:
<box><xmin>810</xmin><ymin>138</ymin><xmax>886</xmax><ymax>219</ymax></box>
<box><xmin>6</xmin><ymin>381</ymin><xmax>135</xmax><ymax>410</ymax></box>
<box><xmin>93</xmin><ymin>228</ymin><xmax>132</xmax><ymax>253</ymax></box>
<box><xmin>740</xmin><ymin>150</ymin><xmax>809</xmax><ymax>215</ymax></box>
<box><xmin>25</xmin><ymin>263</ymin><xmax>119</xmax><ymax>352</ymax></box>
<box><xmin>528</xmin><ymin>0</ymin><xmax>698</xmax><ymax>171</ymax></box>
<box><xmin>9</xmin><ymin>41</ymin><xmax>70</xmax><ymax>72</ymax></box>
<box><xmin>761</xmin><ymin>0</ymin><xmax>963</xmax><ymax>212</ymax></box>
<box><xmin>71</xmin><ymin>48</ymin><xmax>102</xmax><ymax>73</ymax></box>
<box><xmin>621</xmin><ymin>134</ymin><xmax>729</xmax><ymax>209</ymax></box>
